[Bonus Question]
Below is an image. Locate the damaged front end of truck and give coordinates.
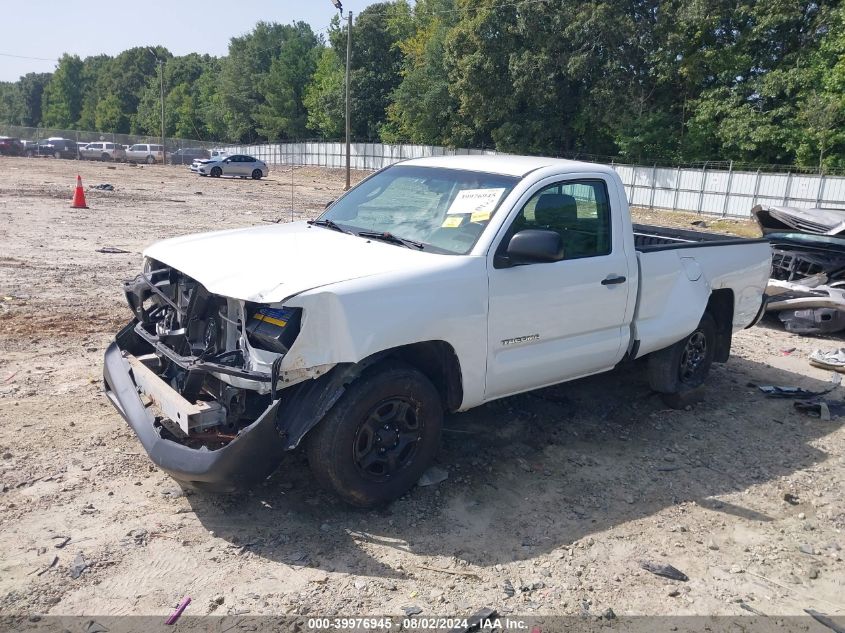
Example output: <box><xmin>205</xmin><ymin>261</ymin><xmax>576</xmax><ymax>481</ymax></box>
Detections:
<box><xmin>102</xmin><ymin>259</ymin><xmax>349</xmax><ymax>489</ymax></box>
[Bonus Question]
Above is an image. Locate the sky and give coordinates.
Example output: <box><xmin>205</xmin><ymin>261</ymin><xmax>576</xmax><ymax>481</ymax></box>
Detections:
<box><xmin>0</xmin><ymin>0</ymin><xmax>383</xmax><ymax>82</ymax></box>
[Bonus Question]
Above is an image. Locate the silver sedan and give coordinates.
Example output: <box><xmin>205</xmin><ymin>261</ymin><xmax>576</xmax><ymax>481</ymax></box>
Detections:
<box><xmin>197</xmin><ymin>154</ymin><xmax>269</xmax><ymax>179</ymax></box>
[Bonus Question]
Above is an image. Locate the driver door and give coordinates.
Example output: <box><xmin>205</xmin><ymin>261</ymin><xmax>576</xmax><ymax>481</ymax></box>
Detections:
<box><xmin>485</xmin><ymin>176</ymin><xmax>634</xmax><ymax>399</ymax></box>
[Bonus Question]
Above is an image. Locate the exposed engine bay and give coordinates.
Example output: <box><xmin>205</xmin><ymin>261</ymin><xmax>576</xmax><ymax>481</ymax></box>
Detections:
<box><xmin>121</xmin><ymin>259</ymin><xmax>302</xmax><ymax>447</ymax></box>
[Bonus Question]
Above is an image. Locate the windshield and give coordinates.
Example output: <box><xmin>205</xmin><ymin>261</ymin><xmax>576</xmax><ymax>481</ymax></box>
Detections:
<box><xmin>319</xmin><ymin>165</ymin><xmax>519</xmax><ymax>255</ymax></box>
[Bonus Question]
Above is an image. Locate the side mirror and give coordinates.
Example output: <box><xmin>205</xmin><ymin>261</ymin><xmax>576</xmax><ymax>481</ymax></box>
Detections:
<box><xmin>505</xmin><ymin>229</ymin><xmax>564</xmax><ymax>265</ymax></box>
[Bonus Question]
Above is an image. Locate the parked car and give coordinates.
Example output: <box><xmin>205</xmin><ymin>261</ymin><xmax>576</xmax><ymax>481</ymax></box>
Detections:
<box><xmin>126</xmin><ymin>143</ymin><xmax>164</xmax><ymax>164</ymax></box>
<box><xmin>80</xmin><ymin>142</ymin><xmax>127</xmax><ymax>162</ymax></box>
<box><xmin>20</xmin><ymin>140</ymin><xmax>38</xmax><ymax>155</ymax></box>
<box><xmin>197</xmin><ymin>154</ymin><xmax>268</xmax><ymax>179</ymax></box>
<box><xmin>0</xmin><ymin>136</ymin><xmax>24</xmax><ymax>156</ymax></box>
<box><xmin>34</xmin><ymin>138</ymin><xmax>79</xmax><ymax>159</ymax></box>
<box><xmin>103</xmin><ymin>155</ymin><xmax>771</xmax><ymax>507</ymax></box>
<box><xmin>190</xmin><ymin>149</ymin><xmax>228</xmax><ymax>172</ymax></box>
<box><xmin>169</xmin><ymin>147</ymin><xmax>210</xmax><ymax>165</ymax></box>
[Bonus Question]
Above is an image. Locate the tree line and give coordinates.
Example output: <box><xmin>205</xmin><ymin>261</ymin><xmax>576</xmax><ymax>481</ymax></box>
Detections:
<box><xmin>1</xmin><ymin>0</ymin><xmax>843</xmax><ymax>169</ymax></box>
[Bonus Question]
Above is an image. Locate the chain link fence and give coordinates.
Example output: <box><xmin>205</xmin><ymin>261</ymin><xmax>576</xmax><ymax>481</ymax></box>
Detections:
<box><xmin>5</xmin><ymin>125</ymin><xmax>845</xmax><ymax>217</ymax></box>
<box><xmin>0</xmin><ymin>124</ymin><xmax>223</xmax><ymax>162</ymax></box>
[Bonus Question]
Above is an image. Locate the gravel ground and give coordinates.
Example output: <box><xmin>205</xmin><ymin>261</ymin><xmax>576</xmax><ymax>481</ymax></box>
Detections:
<box><xmin>0</xmin><ymin>156</ymin><xmax>843</xmax><ymax>623</ymax></box>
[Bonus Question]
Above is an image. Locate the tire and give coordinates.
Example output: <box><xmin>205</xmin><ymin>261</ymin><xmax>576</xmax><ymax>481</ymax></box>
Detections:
<box><xmin>211</xmin><ymin>166</ymin><xmax>222</xmax><ymax>178</ymax></box>
<box><xmin>146</xmin><ymin>155</ymin><xmax>155</xmax><ymax>164</ymax></box>
<box><xmin>251</xmin><ymin>169</ymin><xmax>263</xmax><ymax>180</ymax></box>
<box><xmin>648</xmin><ymin>312</ymin><xmax>716</xmax><ymax>409</ymax></box>
<box><xmin>306</xmin><ymin>361</ymin><xmax>443</xmax><ymax>508</ymax></box>
<box><xmin>54</xmin><ymin>151</ymin><xmax>61</xmax><ymax>160</ymax></box>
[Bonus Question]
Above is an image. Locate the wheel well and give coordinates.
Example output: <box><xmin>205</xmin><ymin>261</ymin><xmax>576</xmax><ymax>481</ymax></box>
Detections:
<box><xmin>382</xmin><ymin>341</ymin><xmax>463</xmax><ymax>412</ymax></box>
<box><xmin>707</xmin><ymin>289</ymin><xmax>734</xmax><ymax>363</ymax></box>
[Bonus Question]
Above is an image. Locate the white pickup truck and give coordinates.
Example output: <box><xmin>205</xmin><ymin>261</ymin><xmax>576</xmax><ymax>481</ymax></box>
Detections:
<box><xmin>104</xmin><ymin>155</ymin><xmax>771</xmax><ymax>507</ymax></box>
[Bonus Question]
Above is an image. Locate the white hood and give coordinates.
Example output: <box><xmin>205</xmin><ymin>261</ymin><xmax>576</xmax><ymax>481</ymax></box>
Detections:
<box><xmin>143</xmin><ymin>221</ymin><xmax>437</xmax><ymax>303</ymax></box>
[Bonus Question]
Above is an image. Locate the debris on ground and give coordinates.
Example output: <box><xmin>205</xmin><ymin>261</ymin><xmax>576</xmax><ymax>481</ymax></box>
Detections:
<box><xmin>809</xmin><ymin>348</ymin><xmax>845</xmax><ymax>372</ymax></box>
<box><xmin>417</xmin><ymin>465</ymin><xmax>448</xmax><ymax>487</ymax></box>
<box><xmin>69</xmin><ymin>553</ymin><xmax>88</xmax><ymax>579</ymax></box>
<box><xmin>52</xmin><ymin>535</ymin><xmax>71</xmax><ymax>549</ymax></box>
<box><xmin>36</xmin><ymin>555</ymin><xmax>58</xmax><ymax>576</ymax></box>
<box><xmin>639</xmin><ymin>561</ymin><xmax>689</xmax><ymax>581</ymax></box>
<box><xmin>793</xmin><ymin>399</ymin><xmax>845</xmax><ymax>420</ymax></box>
<box><xmin>402</xmin><ymin>606</ymin><xmax>423</xmax><ymax>616</ymax></box>
<box><xmin>804</xmin><ymin>609</ymin><xmax>845</xmax><ymax>633</ymax></box>
<box><xmin>95</xmin><ymin>247</ymin><xmax>131</xmax><ymax>254</ymax></box>
<box><xmin>502</xmin><ymin>579</ymin><xmax>515</xmax><ymax>597</ymax></box>
<box><xmin>783</xmin><ymin>493</ymin><xmax>800</xmax><ymax>505</ymax></box>
<box><xmin>89</xmin><ymin>183</ymin><xmax>114</xmax><ymax>191</ymax></box>
<box><xmin>753</xmin><ymin>375</ymin><xmax>840</xmax><ymax>398</ymax></box>
<box><xmin>165</xmin><ymin>596</ymin><xmax>191</xmax><ymax>625</ymax></box>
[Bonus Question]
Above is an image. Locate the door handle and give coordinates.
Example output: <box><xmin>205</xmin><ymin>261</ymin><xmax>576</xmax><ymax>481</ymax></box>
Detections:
<box><xmin>601</xmin><ymin>275</ymin><xmax>627</xmax><ymax>286</ymax></box>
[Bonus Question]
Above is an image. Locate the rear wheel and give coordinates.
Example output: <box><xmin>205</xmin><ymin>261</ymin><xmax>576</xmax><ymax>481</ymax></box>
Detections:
<box><xmin>146</xmin><ymin>155</ymin><xmax>155</xmax><ymax>164</ymax></box>
<box><xmin>648</xmin><ymin>312</ymin><xmax>716</xmax><ymax>409</ymax></box>
<box><xmin>211</xmin><ymin>166</ymin><xmax>222</xmax><ymax>178</ymax></box>
<box><xmin>306</xmin><ymin>361</ymin><xmax>443</xmax><ymax>507</ymax></box>
<box><xmin>101</xmin><ymin>153</ymin><xmax>111</xmax><ymax>161</ymax></box>
<box><xmin>251</xmin><ymin>169</ymin><xmax>263</xmax><ymax>180</ymax></box>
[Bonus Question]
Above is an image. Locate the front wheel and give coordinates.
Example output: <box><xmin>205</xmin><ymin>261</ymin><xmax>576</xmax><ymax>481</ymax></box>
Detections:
<box><xmin>251</xmin><ymin>169</ymin><xmax>263</xmax><ymax>180</ymax></box>
<box><xmin>54</xmin><ymin>151</ymin><xmax>61</xmax><ymax>160</ymax></box>
<box><xmin>306</xmin><ymin>361</ymin><xmax>443</xmax><ymax>507</ymax></box>
<box><xmin>648</xmin><ymin>312</ymin><xmax>716</xmax><ymax>409</ymax></box>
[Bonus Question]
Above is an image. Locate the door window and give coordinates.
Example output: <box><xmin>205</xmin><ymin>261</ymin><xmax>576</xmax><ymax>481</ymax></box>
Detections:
<box><xmin>503</xmin><ymin>180</ymin><xmax>612</xmax><ymax>260</ymax></box>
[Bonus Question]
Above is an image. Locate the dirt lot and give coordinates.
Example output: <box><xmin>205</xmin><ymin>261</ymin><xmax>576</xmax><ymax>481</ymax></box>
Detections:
<box><xmin>0</xmin><ymin>156</ymin><xmax>843</xmax><ymax>623</ymax></box>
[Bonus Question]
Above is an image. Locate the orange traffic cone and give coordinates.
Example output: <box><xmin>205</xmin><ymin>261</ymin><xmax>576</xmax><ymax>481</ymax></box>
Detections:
<box><xmin>71</xmin><ymin>175</ymin><xmax>88</xmax><ymax>209</ymax></box>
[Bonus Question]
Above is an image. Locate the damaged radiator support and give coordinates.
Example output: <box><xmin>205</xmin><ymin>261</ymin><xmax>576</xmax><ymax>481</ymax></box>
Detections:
<box><xmin>128</xmin><ymin>354</ymin><xmax>225</xmax><ymax>436</ymax></box>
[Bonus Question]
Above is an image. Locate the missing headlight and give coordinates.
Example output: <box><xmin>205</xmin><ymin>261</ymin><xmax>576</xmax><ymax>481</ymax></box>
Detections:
<box><xmin>245</xmin><ymin>306</ymin><xmax>302</xmax><ymax>354</ymax></box>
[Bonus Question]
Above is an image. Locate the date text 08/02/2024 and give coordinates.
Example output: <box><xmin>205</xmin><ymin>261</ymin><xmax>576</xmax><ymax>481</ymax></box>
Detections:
<box><xmin>306</xmin><ymin>616</ymin><xmax>535</xmax><ymax>630</ymax></box>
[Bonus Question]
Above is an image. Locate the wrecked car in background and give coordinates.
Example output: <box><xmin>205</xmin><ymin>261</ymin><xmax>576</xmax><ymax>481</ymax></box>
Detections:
<box><xmin>103</xmin><ymin>156</ymin><xmax>769</xmax><ymax>507</ymax></box>
<box><xmin>753</xmin><ymin>204</ymin><xmax>845</xmax><ymax>334</ymax></box>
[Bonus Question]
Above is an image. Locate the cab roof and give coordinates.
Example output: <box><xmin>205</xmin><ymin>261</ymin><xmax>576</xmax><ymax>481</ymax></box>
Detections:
<box><xmin>401</xmin><ymin>154</ymin><xmax>611</xmax><ymax>177</ymax></box>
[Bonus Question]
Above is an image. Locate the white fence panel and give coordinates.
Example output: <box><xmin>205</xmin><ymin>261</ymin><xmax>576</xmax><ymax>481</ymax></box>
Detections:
<box><xmin>212</xmin><ymin>141</ymin><xmax>845</xmax><ymax>217</ymax></box>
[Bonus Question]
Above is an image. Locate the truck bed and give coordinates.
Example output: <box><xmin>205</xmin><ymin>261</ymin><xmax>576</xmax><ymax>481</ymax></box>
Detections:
<box><xmin>633</xmin><ymin>223</ymin><xmax>766</xmax><ymax>252</ymax></box>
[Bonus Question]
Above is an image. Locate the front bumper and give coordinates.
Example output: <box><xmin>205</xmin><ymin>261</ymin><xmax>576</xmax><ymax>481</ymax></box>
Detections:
<box><xmin>102</xmin><ymin>325</ymin><xmax>285</xmax><ymax>490</ymax></box>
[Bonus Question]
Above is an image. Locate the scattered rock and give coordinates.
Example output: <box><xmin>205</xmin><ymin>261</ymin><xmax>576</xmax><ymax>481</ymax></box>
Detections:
<box><xmin>69</xmin><ymin>553</ymin><xmax>88</xmax><ymax>579</ymax></box>
<box><xmin>403</xmin><ymin>606</ymin><xmax>423</xmax><ymax>616</ymax></box>
<box><xmin>503</xmin><ymin>579</ymin><xmax>515</xmax><ymax>598</ymax></box>
<box><xmin>601</xmin><ymin>608</ymin><xmax>616</xmax><ymax>620</ymax></box>
<box><xmin>640</xmin><ymin>561</ymin><xmax>689</xmax><ymax>581</ymax></box>
<box><xmin>799</xmin><ymin>544</ymin><xmax>816</xmax><ymax>555</ymax></box>
<box><xmin>418</xmin><ymin>466</ymin><xmax>448</xmax><ymax>487</ymax></box>
<box><xmin>783</xmin><ymin>493</ymin><xmax>800</xmax><ymax>505</ymax></box>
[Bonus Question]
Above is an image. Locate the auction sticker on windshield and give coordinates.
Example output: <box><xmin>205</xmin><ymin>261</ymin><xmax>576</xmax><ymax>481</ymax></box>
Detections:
<box><xmin>447</xmin><ymin>188</ymin><xmax>506</xmax><ymax>215</ymax></box>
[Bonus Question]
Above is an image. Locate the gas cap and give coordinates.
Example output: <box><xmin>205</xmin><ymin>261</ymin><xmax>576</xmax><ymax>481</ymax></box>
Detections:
<box><xmin>681</xmin><ymin>257</ymin><xmax>702</xmax><ymax>281</ymax></box>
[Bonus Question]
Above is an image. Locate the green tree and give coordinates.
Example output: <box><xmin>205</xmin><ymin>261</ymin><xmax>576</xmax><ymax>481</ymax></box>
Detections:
<box><xmin>254</xmin><ymin>22</ymin><xmax>321</xmax><ymax>140</ymax></box>
<box><xmin>41</xmin><ymin>54</ymin><xmax>84</xmax><ymax>128</ymax></box>
<box><xmin>304</xmin><ymin>44</ymin><xmax>345</xmax><ymax>138</ymax></box>
<box><xmin>95</xmin><ymin>93</ymin><xmax>127</xmax><ymax>132</ymax></box>
<box><xmin>383</xmin><ymin>0</ymin><xmax>463</xmax><ymax>144</ymax></box>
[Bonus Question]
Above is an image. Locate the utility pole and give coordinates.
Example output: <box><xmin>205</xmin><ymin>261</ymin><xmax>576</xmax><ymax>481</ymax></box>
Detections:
<box><xmin>344</xmin><ymin>10</ymin><xmax>352</xmax><ymax>190</ymax></box>
<box><xmin>148</xmin><ymin>48</ymin><xmax>166</xmax><ymax>164</ymax></box>
<box><xmin>158</xmin><ymin>59</ymin><xmax>166</xmax><ymax>165</ymax></box>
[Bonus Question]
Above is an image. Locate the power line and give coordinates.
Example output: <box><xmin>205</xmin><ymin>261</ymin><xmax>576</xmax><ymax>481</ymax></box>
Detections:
<box><xmin>0</xmin><ymin>52</ymin><xmax>59</xmax><ymax>62</ymax></box>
